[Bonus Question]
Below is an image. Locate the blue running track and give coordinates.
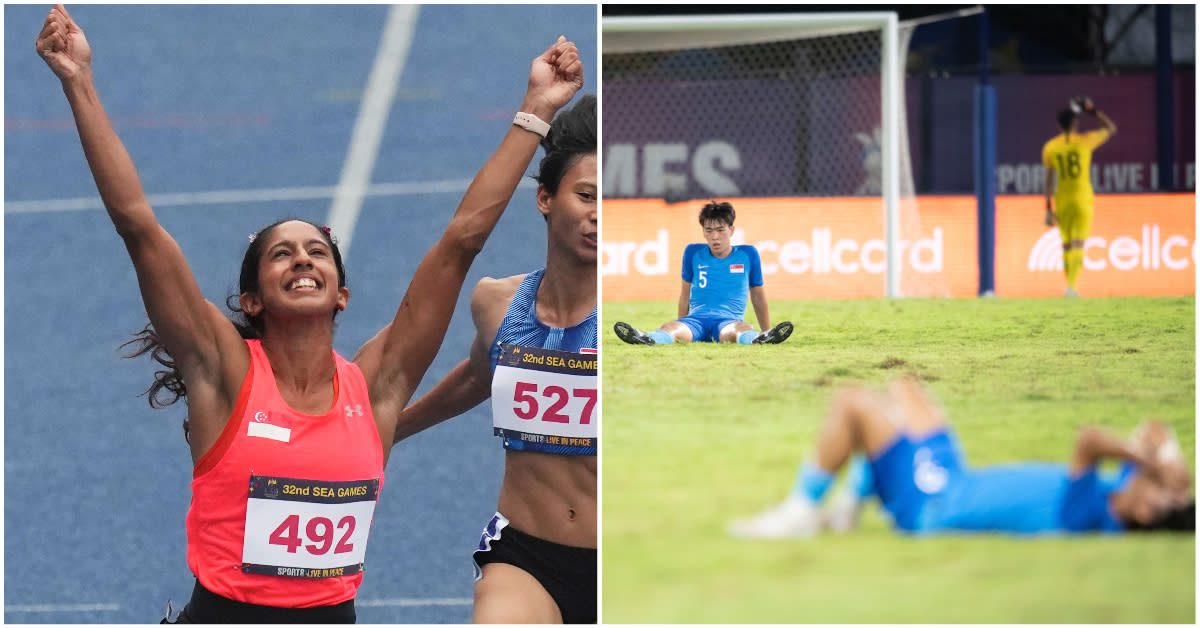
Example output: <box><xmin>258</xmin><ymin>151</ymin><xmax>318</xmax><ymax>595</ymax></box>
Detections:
<box><xmin>4</xmin><ymin>4</ymin><xmax>597</xmax><ymax>623</ymax></box>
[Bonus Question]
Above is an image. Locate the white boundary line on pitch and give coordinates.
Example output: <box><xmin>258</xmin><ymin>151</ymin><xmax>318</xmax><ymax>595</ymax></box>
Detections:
<box><xmin>4</xmin><ymin>178</ymin><xmax>544</xmax><ymax>215</ymax></box>
<box><xmin>325</xmin><ymin>4</ymin><xmax>420</xmax><ymax>259</ymax></box>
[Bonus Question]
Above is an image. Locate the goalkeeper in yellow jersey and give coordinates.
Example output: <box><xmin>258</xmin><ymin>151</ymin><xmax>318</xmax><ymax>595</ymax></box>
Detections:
<box><xmin>1042</xmin><ymin>96</ymin><xmax>1117</xmax><ymax>297</ymax></box>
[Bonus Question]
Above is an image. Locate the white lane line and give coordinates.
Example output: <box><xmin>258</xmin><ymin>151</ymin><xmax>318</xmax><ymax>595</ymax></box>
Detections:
<box><xmin>4</xmin><ymin>178</ymin><xmax>507</xmax><ymax>214</ymax></box>
<box><xmin>7</xmin><ymin>603</ymin><xmax>121</xmax><ymax>612</ymax></box>
<box><xmin>325</xmin><ymin>4</ymin><xmax>420</xmax><ymax>258</ymax></box>
<box><xmin>357</xmin><ymin>597</ymin><xmax>473</xmax><ymax>608</ymax></box>
<box><xmin>5</xmin><ymin>597</ymin><xmax>473</xmax><ymax>612</ymax></box>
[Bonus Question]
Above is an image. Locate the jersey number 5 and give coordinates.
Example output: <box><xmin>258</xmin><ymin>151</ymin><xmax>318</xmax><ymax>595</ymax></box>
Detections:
<box><xmin>697</xmin><ymin>269</ymin><xmax>707</xmax><ymax>288</ymax></box>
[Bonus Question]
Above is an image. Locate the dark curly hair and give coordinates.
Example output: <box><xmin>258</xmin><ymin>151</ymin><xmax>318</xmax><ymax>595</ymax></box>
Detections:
<box><xmin>120</xmin><ymin>218</ymin><xmax>347</xmax><ymax>414</ymax></box>
<box><xmin>534</xmin><ymin>93</ymin><xmax>596</xmax><ymax>196</ymax></box>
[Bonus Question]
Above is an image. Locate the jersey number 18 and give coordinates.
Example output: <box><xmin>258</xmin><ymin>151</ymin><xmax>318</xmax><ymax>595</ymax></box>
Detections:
<box><xmin>1054</xmin><ymin>151</ymin><xmax>1082</xmax><ymax>180</ymax></box>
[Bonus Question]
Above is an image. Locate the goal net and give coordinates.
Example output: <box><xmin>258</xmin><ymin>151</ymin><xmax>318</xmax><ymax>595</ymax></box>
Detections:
<box><xmin>603</xmin><ymin>13</ymin><xmax>951</xmax><ymax>298</ymax></box>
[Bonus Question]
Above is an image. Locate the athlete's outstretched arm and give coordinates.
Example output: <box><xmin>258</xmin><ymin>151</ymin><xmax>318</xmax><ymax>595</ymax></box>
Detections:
<box><xmin>393</xmin><ymin>358</ymin><xmax>487</xmax><ymax>443</ymax></box>
<box><xmin>36</xmin><ymin>5</ymin><xmax>245</xmax><ymax>410</ymax></box>
<box><xmin>748</xmin><ymin>286</ymin><xmax>770</xmax><ymax>332</ymax></box>
<box><xmin>359</xmin><ymin>38</ymin><xmax>584</xmax><ymax>440</ymax></box>
<box><xmin>392</xmin><ymin>278</ymin><xmax>508</xmax><ymax>443</ymax></box>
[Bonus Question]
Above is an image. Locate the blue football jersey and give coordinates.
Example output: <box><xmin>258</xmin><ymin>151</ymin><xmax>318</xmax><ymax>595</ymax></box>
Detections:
<box><xmin>680</xmin><ymin>243</ymin><xmax>764</xmax><ymax>321</ymax></box>
<box><xmin>915</xmin><ymin>462</ymin><xmax>1126</xmax><ymax>534</ymax></box>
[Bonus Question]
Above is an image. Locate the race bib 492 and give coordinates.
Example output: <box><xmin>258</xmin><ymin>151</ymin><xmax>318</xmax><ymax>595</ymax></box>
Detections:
<box><xmin>241</xmin><ymin>476</ymin><xmax>379</xmax><ymax>578</ymax></box>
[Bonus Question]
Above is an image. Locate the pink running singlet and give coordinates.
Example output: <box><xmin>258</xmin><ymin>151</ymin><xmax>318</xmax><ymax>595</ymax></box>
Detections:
<box><xmin>185</xmin><ymin>339</ymin><xmax>384</xmax><ymax>608</ymax></box>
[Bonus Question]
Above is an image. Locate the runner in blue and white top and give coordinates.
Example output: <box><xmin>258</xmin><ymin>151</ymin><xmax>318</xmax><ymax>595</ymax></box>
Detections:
<box><xmin>490</xmin><ymin>268</ymin><xmax>597</xmax><ymax>456</ymax></box>
<box><xmin>614</xmin><ymin>200</ymin><xmax>793</xmax><ymax>347</ymax></box>
<box><xmin>395</xmin><ymin>92</ymin><xmax>597</xmax><ymax>624</ymax></box>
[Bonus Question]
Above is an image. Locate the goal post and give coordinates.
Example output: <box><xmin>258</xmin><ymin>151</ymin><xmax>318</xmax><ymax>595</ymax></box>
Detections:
<box><xmin>603</xmin><ymin>12</ymin><xmax>905</xmax><ymax>297</ymax></box>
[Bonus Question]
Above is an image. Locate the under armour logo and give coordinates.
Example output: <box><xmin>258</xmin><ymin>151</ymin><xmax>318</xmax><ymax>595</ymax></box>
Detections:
<box><xmin>344</xmin><ymin>404</ymin><xmax>364</xmax><ymax>418</ymax></box>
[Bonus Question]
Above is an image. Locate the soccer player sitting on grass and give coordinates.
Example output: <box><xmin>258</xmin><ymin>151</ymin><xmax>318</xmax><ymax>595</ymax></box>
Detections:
<box><xmin>613</xmin><ymin>200</ymin><xmax>793</xmax><ymax>346</ymax></box>
<box><xmin>729</xmin><ymin>376</ymin><xmax>1193</xmax><ymax>538</ymax></box>
<box><xmin>1043</xmin><ymin>96</ymin><xmax>1117</xmax><ymax>298</ymax></box>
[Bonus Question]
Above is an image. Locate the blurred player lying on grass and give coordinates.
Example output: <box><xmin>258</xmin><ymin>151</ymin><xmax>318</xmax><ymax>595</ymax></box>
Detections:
<box><xmin>730</xmin><ymin>376</ymin><xmax>1193</xmax><ymax>538</ymax></box>
<box><xmin>613</xmin><ymin>200</ymin><xmax>792</xmax><ymax>346</ymax></box>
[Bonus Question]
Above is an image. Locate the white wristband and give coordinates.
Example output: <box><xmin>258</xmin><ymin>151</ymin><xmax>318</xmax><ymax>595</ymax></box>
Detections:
<box><xmin>513</xmin><ymin>111</ymin><xmax>551</xmax><ymax>138</ymax></box>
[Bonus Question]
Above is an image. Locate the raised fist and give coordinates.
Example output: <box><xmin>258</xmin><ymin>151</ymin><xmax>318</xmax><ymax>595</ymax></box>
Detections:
<box><xmin>36</xmin><ymin>4</ymin><xmax>92</xmax><ymax>81</ymax></box>
<box><xmin>525</xmin><ymin>36</ymin><xmax>584</xmax><ymax>116</ymax></box>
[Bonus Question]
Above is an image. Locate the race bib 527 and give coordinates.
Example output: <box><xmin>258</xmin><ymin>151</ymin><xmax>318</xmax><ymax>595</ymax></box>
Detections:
<box><xmin>492</xmin><ymin>344</ymin><xmax>598</xmax><ymax>455</ymax></box>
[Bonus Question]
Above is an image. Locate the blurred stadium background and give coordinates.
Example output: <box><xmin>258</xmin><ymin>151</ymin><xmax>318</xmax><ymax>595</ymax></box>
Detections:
<box><xmin>602</xmin><ymin>4</ymin><xmax>1195</xmax><ymax>300</ymax></box>
<box><xmin>600</xmin><ymin>4</ymin><xmax>1195</xmax><ymax>624</ymax></box>
<box><xmin>5</xmin><ymin>4</ymin><xmax>595</xmax><ymax>623</ymax></box>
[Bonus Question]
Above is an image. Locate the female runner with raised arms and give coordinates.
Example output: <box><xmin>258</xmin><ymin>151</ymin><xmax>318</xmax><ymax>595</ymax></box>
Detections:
<box><xmin>36</xmin><ymin>4</ymin><xmax>584</xmax><ymax>621</ymax></box>
<box><xmin>395</xmin><ymin>94</ymin><xmax>597</xmax><ymax>623</ymax></box>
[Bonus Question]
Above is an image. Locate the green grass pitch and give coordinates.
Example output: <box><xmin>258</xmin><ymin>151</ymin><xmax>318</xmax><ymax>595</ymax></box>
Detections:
<box><xmin>601</xmin><ymin>296</ymin><xmax>1195</xmax><ymax>623</ymax></box>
